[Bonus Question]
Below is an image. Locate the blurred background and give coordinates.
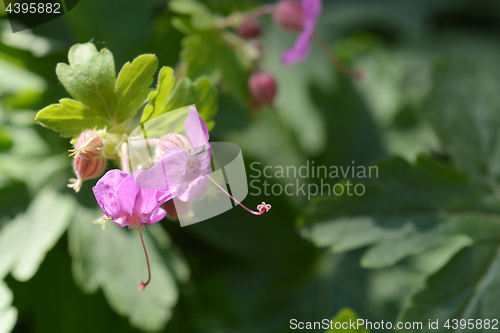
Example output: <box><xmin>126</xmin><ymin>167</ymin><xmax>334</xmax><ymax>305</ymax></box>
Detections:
<box><xmin>2</xmin><ymin>0</ymin><xmax>500</xmax><ymax>332</ymax></box>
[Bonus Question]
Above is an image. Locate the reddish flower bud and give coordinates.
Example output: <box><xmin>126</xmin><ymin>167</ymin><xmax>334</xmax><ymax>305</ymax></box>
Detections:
<box><xmin>236</xmin><ymin>19</ymin><xmax>262</xmax><ymax>39</ymax></box>
<box><xmin>68</xmin><ymin>155</ymin><xmax>106</xmax><ymax>193</ymax></box>
<box><xmin>155</xmin><ymin>133</ymin><xmax>193</xmax><ymax>160</ymax></box>
<box><xmin>273</xmin><ymin>0</ymin><xmax>305</xmax><ymax>32</ymax></box>
<box><xmin>248</xmin><ymin>72</ymin><xmax>278</xmax><ymax>106</ymax></box>
<box><xmin>69</xmin><ymin>129</ymin><xmax>104</xmax><ymax>158</ymax></box>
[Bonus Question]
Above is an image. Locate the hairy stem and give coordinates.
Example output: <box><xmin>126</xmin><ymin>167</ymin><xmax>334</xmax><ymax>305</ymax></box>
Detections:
<box><xmin>121</xmin><ymin>142</ymin><xmax>131</xmax><ymax>174</ymax></box>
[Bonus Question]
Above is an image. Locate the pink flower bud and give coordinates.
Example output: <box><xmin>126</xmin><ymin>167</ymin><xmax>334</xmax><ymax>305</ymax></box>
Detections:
<box><xmin>236</xmin><ymin>19</ymin><xmax>262</xmax><ymax>39</ymax></box>
<box><xmin>70</xmin><ymin>129</ymin><xmax>104</xmax><ymax>158</ymax></box>
<box><xmin>155</xmin><ymin>133</ymin><xmax>193</xmax><ymax>160</ymax></box>
<box><xmin>68</xmin><ymin>155</ymin><xmax>106</xmax><ymax>193</ymax></box>
<box><xmin>273</xmin><ymin>0</ymin><xmax>305</xmax><ymax>32</ymax></box>
<box><xmin>248</xmin><ymin>72</ymin><xmax>278</xmax><ymax>106</ymax></box>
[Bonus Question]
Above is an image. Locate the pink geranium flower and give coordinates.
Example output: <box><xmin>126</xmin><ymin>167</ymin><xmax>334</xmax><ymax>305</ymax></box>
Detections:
<box><xmin>93</xmin><ymin>169</ymin><xmax>173</xmax><ymax>289</ymax></box>
<box><xmin>282</xmin><ymin>0</ymin><xmax>323</xmax><ymax>66</ymax></box>
<box><xmin>138</xmin><ymin>106</ymin><xmax>271</xmax><ymax>217</ymax></box>
<box><xmin>93</xmin><ymin>169</ymin><xmax>172</xmax><ymax>228</ymax></box>
<box><xmin>137</xmin><ymin>106</ymin><xmax>212</xmax><ymax>202</ymax></box>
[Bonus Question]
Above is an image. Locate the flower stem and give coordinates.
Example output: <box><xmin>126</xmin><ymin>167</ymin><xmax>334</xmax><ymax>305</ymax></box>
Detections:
<box><xmin>313</xmin><ymin>31</ymin><xmax>363</xmax><ymax>79</ymax></box>
<box><xmin>193</xmin><ymin>165</ymin><xmax>270</xmax><ymax>215</ymax></box>
<box><xmin>245</xmin><ymin>4</ymin><xmax>275</xmax><ymax>20</ymax></box>
<box><xmin>137</xmin><ymin>226</ymin><xmax>151</xmax><ymax>290</ymax></box>
<box><xmin>128</xmin><ymin>138</ymin><xmax>161</xmax><ymax>148</ymax></box>
<box><xmin>121</xmin><ymin>142</ymin><xmax>131</xmax><ymax>174</ymax></box>
<box><xmin>218</xmin><ymin>4</ymin><xmax>275</xmax><ymax>29</ymax></box>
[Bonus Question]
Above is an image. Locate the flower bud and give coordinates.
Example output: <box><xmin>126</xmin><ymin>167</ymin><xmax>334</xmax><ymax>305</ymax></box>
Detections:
<box><xmin>70</xmin><ymin>129</ymin><xmax>104</xmax><ymax>158</ymax></box>
<box><xmin>248</xmin><ymin>72</ymin><xmax>277</xmax><ymax>106</ymax></box>
<box><xmin>273</xmin><ymin>0</ymin><xmax>305</xmax><ymax>32</ymax></box>
<box><xmin>155</xmin><ymin>133</ymin><xmax>193</xmax><ymax>160</ymax></box>
<box><xmin>236</xmin><ymin>19</ymin><xmax>262</xmax><ymax>39</ymax></box>
<box><xmin>68</xmin><ymin>155</ymin><xmax>106</xmax><ymax>193</ymax></box>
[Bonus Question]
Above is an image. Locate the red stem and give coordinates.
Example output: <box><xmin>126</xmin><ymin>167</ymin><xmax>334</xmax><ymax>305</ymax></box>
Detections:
<box><xmin>138</xmin><ymin>226</ymin><xmax>151</xmax><ymax>290</ymax></box>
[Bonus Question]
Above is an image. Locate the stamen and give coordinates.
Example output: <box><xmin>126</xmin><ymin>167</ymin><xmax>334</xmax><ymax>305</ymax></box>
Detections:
<box><xmin>193</xmin><ymin>165</ymin><xmax>271</xmax><ymax>215</ymax></box>
<box><xmin>137</xmin><ymin>220</ymin><xmax>152</xmax><ymax>290</ymax></box>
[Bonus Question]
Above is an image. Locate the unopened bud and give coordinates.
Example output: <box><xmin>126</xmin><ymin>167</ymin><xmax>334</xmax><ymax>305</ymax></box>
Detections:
<box><xmin>155</xmin><ymin>133</ymin><xmax>193</xmax><ymax>160</ymax></box>
<box><xmin>70</xmin><ymin>129</ymin><xmax>104</xmax><ymax>158</ymax></box>
<box><xmin>236</xmin><ymin>19</ymin><xmax>262</xmax><ymax>39</ymax></box>
<box><xmin>248</xmin><ymin>72</ymin><xmax>277</xmax><ymax>106</ymax></box>
<box><xmin>68</xmin><ymin>155</ymin><xmax>106</xmax><ymax>193</ymax></box>
<box><xmin>273</xmin><ymin>0</ymin><xmax>305</xmax><ymax>32</ymax></box>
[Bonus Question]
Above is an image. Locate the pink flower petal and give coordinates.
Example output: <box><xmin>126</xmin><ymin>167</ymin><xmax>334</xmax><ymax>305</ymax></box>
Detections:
<box><xmin>176</xmin><ymin>176</ymin><xmax>208</xmax><ymax>202</ymax></box>
<box><xmin>185</xmin><ymin>107</ymin><xmax>209</xmax><ymax>151</ymax></box>
<box><xmin>303</xmin><ymin>0</ymin><xmax>322</xmax><ymax>19</ymax></box>
<box><xmin>93</xmin><ymin>169</ymin><xmax>129</xmax><ymax>219</ymax></box>
<box><xmin>117</xmin><ymin>173</ymin><xmax>140</xmax><ymax>216</ymax></box>
<box><xmin>282</xmin><ymin>23</ymin><xmax>314</xmax><ymax>65</ymax></box>
<box><xmin>149</xmin><ymin>207</ymin><xmax>167</xmax><ymax>224</ymax></box>
<box><xmin>282</xmin><ymin>0</ymin><xmax>323</xmax><ymax>66</ymax></box>
<box><xmin>136</xmin><ymin>147</ymin><xmax>188</xmax><ymax>190</ymax></box>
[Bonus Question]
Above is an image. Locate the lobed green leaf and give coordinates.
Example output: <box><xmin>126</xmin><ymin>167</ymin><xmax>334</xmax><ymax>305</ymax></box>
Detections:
<box><xmin>115</xmin><ymin>54</ymin><xmax>158</xmax><ymax>123</ymax></box>
<box><xmin>36</xmin><ymin>43</ymin><xmax>159</xmax><ymax>136</ymax></box>
<box><xmin>56</xmin><ymin>43</ymin><xmax>117</xmax><ymax>120</ymax></box>
<box><xmin>36</xmin><ymin>98</ymin><xmax>112</xmax><ymax>137</ymax></box>
<box><xmin>69</xmin><ymin>207</ymin><xmax>189</xmax><ymax>332</ymax></box>
<box><xmin>299</xmin><ymin>156</ymin><xmax>498</xmax><ymax>268</ymax></box>
<box><xmin>141</xmin><ymin>66</ymin><xmax>176</xmax><ymax>123</ymax></box>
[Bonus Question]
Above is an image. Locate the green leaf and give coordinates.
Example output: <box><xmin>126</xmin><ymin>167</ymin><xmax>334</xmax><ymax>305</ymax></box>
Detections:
<box><xmin>140</xmin><ymin>66</ymin><xmax>176</xmax><ymax>122</ymax></box>
<box><xmin>0</xmin><ymin>188</ymin><xmax>75</xmax><ymax>281</ymax></box>
<box><xmin>361</xmin><ymin>213</ymin><xmax>500</xmax><ymax>269</ymax></box>
<box><xmin>0</xmin><ymin>127</ymin><xmax>13</xmax><ymax>152</ymax></box>
<box><xmin>36</xmin><ymin>98</ymin><xmax>112</xmax><ymax>137</ymax></box>
<box><xmin>425</xmin><ymin>58</ymin><xmax>500</xmax><ymax>183</ymax></box>
<box><xmin>165</xmin><ymin>76</ymin><xmax>217</xmax><ymax>123</ymax></box>
<box><xmin>169</xmin><ymin>0</ymin><xmax>217</xmax><ymax>30</ymax></box>
<box><xmin>36</xmin><ymin>43</ymin><xmax>158</xmax><ymax>136</ymax></box>
<box><xmin>181</xmin><ymin>32</ymin><xmax>251</xmax><ymax>101</ymax></box>
<box><xmin>56</xmin><ymin>43</ymin><xmax>117</xmax><ymax>120</ymax></box>
<box><xmin>171</xmin><ymin>16</ymin><xmax>198</xmax><ymax>35</ymax></box>
<box><xmin>141</xmin><ymin>75</ymin><xmax>217</xmax><ymax>132</ymax></box>
<box><xmin>399</xmin><ymin>220</ymin><xmax>500</xmax><ymax>332</ymax></box>
<box><xmin>326</xmin><ymin>308</ymin><xmax>369</xmax><ymax>332</ymax></box>
<box><xmin>0</xmin><ymin>281</ymin><xmax>17</xmax><ymax>333</ymax></box>
<box><xmin>299</xmin><ymin>156</ymin><xmax>497</xmax><ymax>268</ymax></box>
<box><xmin>69</xmin><ymin>207</ymin><xmax>189</xmax><ymax>331</ymax></box>
<box><xmin>114</xmin><ymin>54</ymin><xmax>158</xmax><ymax>123</ymax></box>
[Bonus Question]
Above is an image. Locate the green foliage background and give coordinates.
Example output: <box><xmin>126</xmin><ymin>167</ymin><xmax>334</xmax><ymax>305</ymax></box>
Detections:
<box><xmin>1</xmin><ymin>0</ymin><xmax>500</xmax><ymax>332</ymax></box>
